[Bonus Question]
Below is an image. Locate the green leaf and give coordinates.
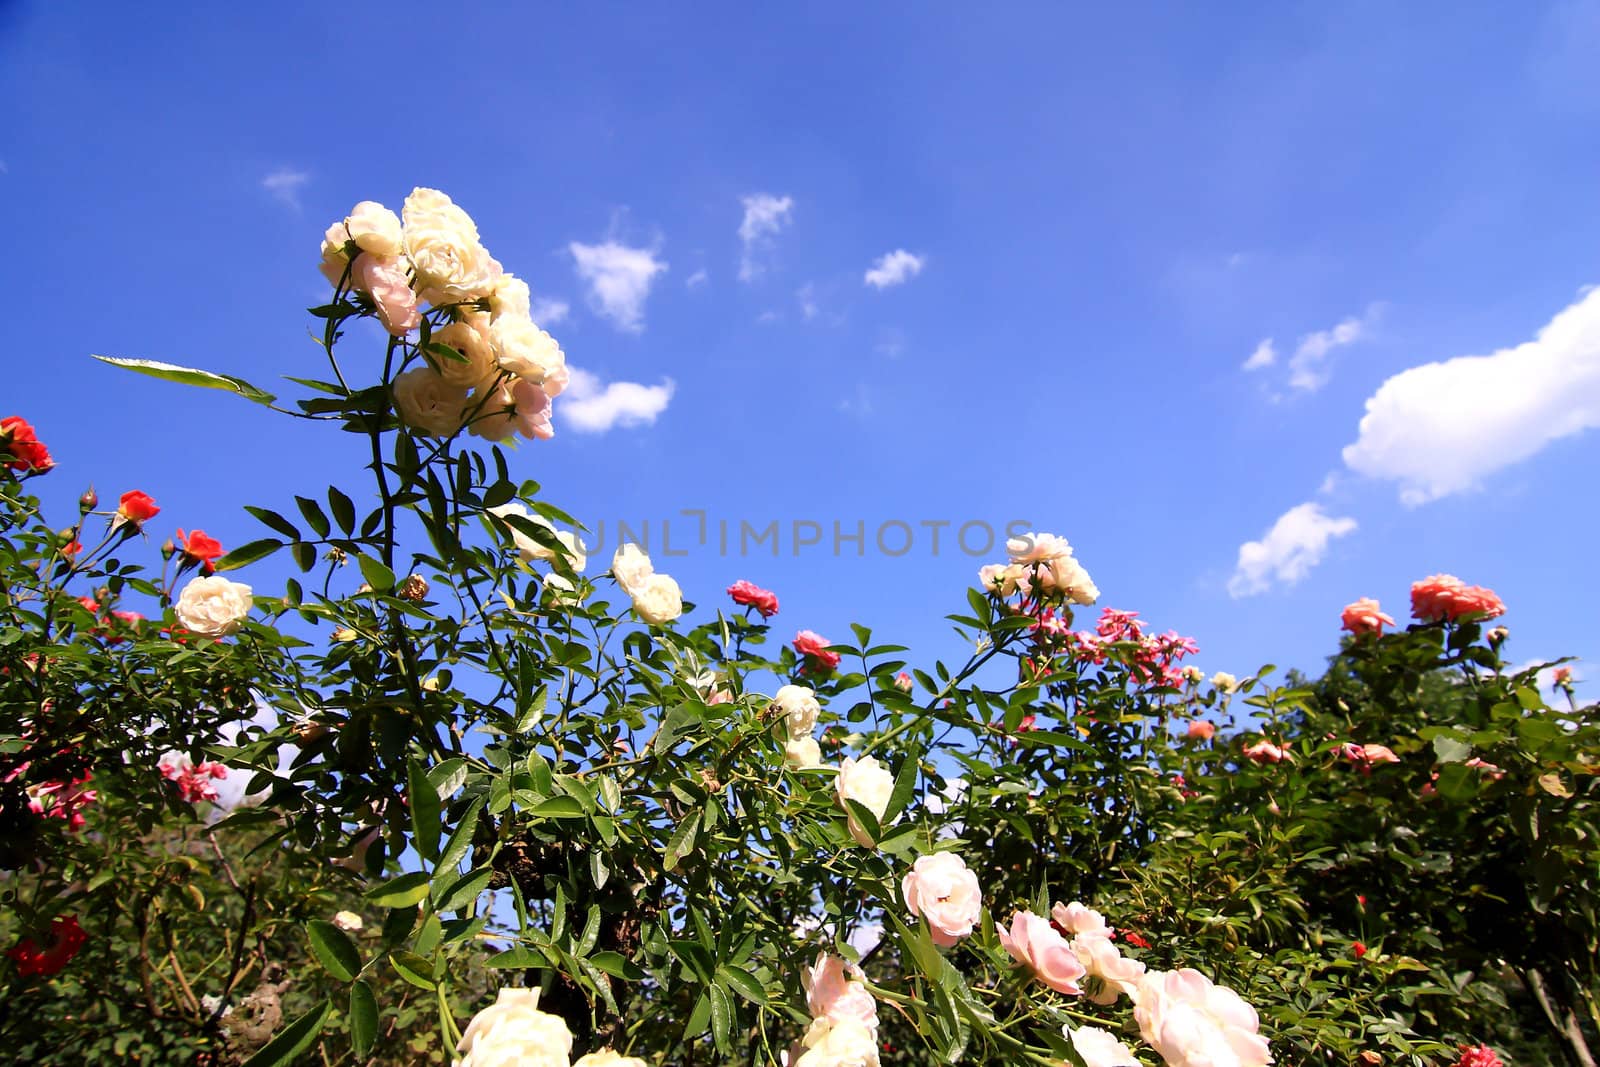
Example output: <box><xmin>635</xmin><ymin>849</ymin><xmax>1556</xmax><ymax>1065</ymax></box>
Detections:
<box><xmin>1431</xmin><ymin>735</ymin><xmax>1472</xmax><ymax>764</ymax></box>
<box><xmin>328</xmin><ymin>487</ymin><xmax>356</xmax><ymax>535</ymax></box>
<box><xmin>487</xmin><ymin>945</ymin><xmax>548</xmax><ymax>969</ymax></box>
<box><xmin>409</xmin><ymin>761</ymin><xmax>441</xmax><ymax>863</ymax></box>
<box><xmin>718</xmin><ymin>964</ymin><xmax>768</xmax><ymax>1006</ymax></box>
<box><xmin>529</xmin><ymin>795</ymin><xmax>586</xmax><ymax>819</ymax></box>
<box><xmin>388</xmin><ymin>951</ymin><xmax>438</xmax><ymax>990</ymax></box>
<box><xmin>358</xmin><ymin>554</ymin><xmax>396</xmax><ymax>592</ymax></box>
<box><xmin>366</xmin><ymin>872</ymin><xmax>431</xmax><ymax>908</ymax></box>
<box><xmin>244</xmin><ymin>507</ymin><xmax>301</xmax><ymax>540</ymax></box>
<box><xmin>349</xmin><ymin>981</ymin><xmax>378</xmax><ymax>1058</ymax></box>
<box><xmin>433</xmin><ymin>867</ymin><xmax>494</xmax><ymax>914</ymax></box>
<box><xmin>708</xmin><ymin>983</ymin><xmax>733</xmax><ymax>1054</ymax></box>
<box><xmin>439</xmin><ymin>798</ymin><xmax>485</xmax><ymax>874</ymax></box>
<box><xmin>295</xmin><ymin>496</ymin><xmax>331</xmax><ymax>538</ymax></box>
<box><xmin>663</xmin><ymin>812</ymin><xmax>700</xmax><ymax>871</ymax></box>
<box><xmin>427</xmin><ymin>758</ymin><xmax>469</xmax><ymax>799</ymax></box>
<box><xmin>883</xmin><ymin>752</ymin><xmax>921</xmax><ymax>823</ymax></box>
<box><xmin>590</xmin><ymin>951</ymin><xmax>646</xmax><ymax>981</ymax></box>
<box><xmin>241</xmin><ymin>999</ymin><xmax>331</xmax><ymax>1067</ymax></box>
<box><xmin>215</xmin><ymin>538</ymin><xmax>283</xmax><ymax>572</ymax></box>
<box><xmin>93</xmin><ymin>355</ymin><xmax>277</xmax><ymax>405</ymax></box>
<box><xmin>306</xmin><ymin>920</ymin><xmax>361</xmax><ymax>982</ymax></box>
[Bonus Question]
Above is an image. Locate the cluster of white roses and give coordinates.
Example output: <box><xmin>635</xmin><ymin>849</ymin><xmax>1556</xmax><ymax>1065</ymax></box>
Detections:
<box><xmin>174</xmin><ymin>574</ymin><xmax>254</xmax><ymax>639</ymax></box>
<box><xmin>977</xmin><ymin>531</ymin><xmax>1099</xmax><ymax>606</ymax></box>
<box><xmin>774</xmin><ymin>684</ymin><xmax>823</xmax><ymax>769</ymax></box>
<box><xmin>791</xmin><ymin>954</ymin><xmax>882</xmax><ymax>1067</ymax></box>
<box><xmin>454</xmin><ymin>988</ymin><xmax>647</xmax><ymax>1067</ymax></box>
<box><xmin>319</xmin><ymin>189</ymin><xmax>568</xmax><ymax>444</ymax></box>
<box><xmin>610</xmin><ymin>543</ymin><xmax>683</xmax><ymax>625</ymax></box>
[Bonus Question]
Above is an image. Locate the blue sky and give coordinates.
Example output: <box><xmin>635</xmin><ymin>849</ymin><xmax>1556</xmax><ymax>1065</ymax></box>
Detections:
<box><xmin>4</xmin><ymin>1</ymin><xmax>1597</xmax><ymax>692</ymax></box>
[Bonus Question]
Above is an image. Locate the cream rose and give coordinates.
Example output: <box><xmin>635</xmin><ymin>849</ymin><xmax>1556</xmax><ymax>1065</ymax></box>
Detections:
<box><xmin>611</xmin><ymin>543</ymin><xmax>654</xmax><ymax>595</ymax></box>
<box><xmin>454</xmin><ymin>987</ymin><xmax>573</xmax><ymax>1067</ymax></box>
<box><xmin>320</xmin><ymin>220</ymin><xmax>353</xmax><ymax>287</ymax></box>
<box><xmin>332</xmin><ymin>910</ymin><xmax>364</xmax><ymax>933</ymax></box>
<box><xmin>784</xmin><ymin>736</ymin><xmax>822</xmax><ymax>770</ymax></box>
<box><xmin>174</xmin><ymin>576</ymin><xmax>253</xmax><ymax>639</ymax></box>
<box><xmin>1067</xmin><ymin>1026</ymin><xmax>1141</xmax><ymax>1067</ymax></box>
<box><xmin>901</xmin><ymin>851</ymin><xmax>982</xmax><ymax>946</ymax></box>
<box><xmin>1211</xmin><ymin>672</ymin><xmax>1241</xmax><ymax>693</ymax></box>
<box><xmin>631</xmin><ymin>573</ymin><xmax>682</xmax><ymax>625</ymax></box>
<box><xmin>345</xmin><ymin>200</ymin><xmax>404</xmax><ymax>257</ymax></box>
<box><xmin>793</xmin><ymin>1017</ymin><xmax>879</xmax><ymax>1067</ymax></box>
<box><xmin>402</xmin><ymin>187</ymin><xmax>501</xmax><ymax>305</ymax></box>
<box><xmin>393</xmin><ymin>367</ymin><xmax>470</xmax><ymax>437</ymax></box>
<box><xmin>490</xmin><ymin>315</ymin><xmax>567</xmax><ymax>393</ymax></box>
<box><xmin>1134</xmin><ymin>969</ymin><xmax>1271</xmax><ymax>1067</ymax></box>
<box><xmin>573</xmin><ymin>1052</ymin><xmax>647</xmax><ymax>1067</ymax></box>
<box><xmin>431</xmin><ymin>319</ymin><xmax>499</xmax><ymax>389</ymax></box>
<box><xmin>835</xmin><ymin>756</ymin><xmax>894</xmax><ymax>847</ymax></box>
<box><xmin>489</xmin><ymin>274</ymin><xmax>532</xmax><ymax>323</ymax></box>
<box><xmin>774</xmin><ymin>684</ymin><xmax>821</xmax><ymax>738</ymax></box>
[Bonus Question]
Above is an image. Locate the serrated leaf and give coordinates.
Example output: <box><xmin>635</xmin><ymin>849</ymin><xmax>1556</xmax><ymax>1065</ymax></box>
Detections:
<box><xmin>306</xmin><ymin>920</ymin><xmax>361</xmax><ymax>982</ymax></box>
<box><xmin>388</xmin><ymin>951</ymin><xmax>437</xmax><ymax>990</ymax></box>
<box><xmin>529</xmin><ymin>795</ymin><xmax>586</xmax><ymax>819</ymax></box>
<box><xmin>93</xmin><ymin>355</ymin><xmax>277</xmax><ymax>405</ymax></box>
<box><xmin>1431</xmin><ymin>736</ymin><xmax>1472</xmax><ymax>764</ymax></box>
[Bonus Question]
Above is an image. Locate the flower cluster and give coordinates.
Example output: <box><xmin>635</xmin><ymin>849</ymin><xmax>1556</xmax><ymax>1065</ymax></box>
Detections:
<box><xmin>1410</xmin><ymin>574</ymin><xmax>1505</xmax><ymax>624</ymax></box>
<box><xmin>7</xmin><ymin>915</ymin><xmax>86</xmax><ymax>978</ymax></box>
<box><xmin>1063</xmin><ymin>607</ymin><xmax>1200</xmax><ymax>689</ymax></box>
<box><xmin>1</xmin><ymin>416</ymin><xmax>53</xmax><ymax>474</ymax></box>
<box><xmin>978</xmin><ymin>531</ymin><xmax>1099</xmax><ymax>607</ymax></box>
<box><xmin>320</xmin><ymin>190</ymin><xmax>569</xmax><ymax>444</ymax></box>
<box><xmin>793</xmin><ymin>954</ymin><xmax>881</xmax><ymax>1067</ymax></box>
<box><xmin>727</xmin><ymin>578</ymin><xmax>779</xmax><ymax>618</ymax></box>
<box><xmin>159</xmin><ymin>752</ymin><xmax>229</xmax><ymax>804</ymax></box>
<box><xmin>775</xmin><ymin>684</ymin><xmax>823</xmax><ymax>769</ymax></box>
<box><xmin>611</xmin><ymin>544</ymin><xmax>682</xmax><ymax>625</ymax></box>
<box><xmin>6</xmin><ymin>761</ymin><xmax>98</xmax><ymax>831</ymax></box>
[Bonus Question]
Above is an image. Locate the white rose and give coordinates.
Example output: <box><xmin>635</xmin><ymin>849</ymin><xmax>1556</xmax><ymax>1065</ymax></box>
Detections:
<box><xmin>1134</xmin><ymin>969</ymin><xmax>1271</xmax><ymax>1067</ymax></box>
<box><xmin>611</xmin><ymin>543</ymin><xmax>654</xmax><ymax>596</ymax></box>
<box><xmin>836</xmin><ymin>756</ymin><xmax>895</xmax><ymax>847</ymax></box>
<box><xmin>784</xmin><ymin>736</ymin><xmax>822</xmax><ymax>770</ymax></box>
<box><xmin>431</xmin><ymin>319</ymin><xmax>499</xmax><ymax>390</ymax></box>
<box><xmin>332</xmin><ymin>910</ymin><xmax>364</xmax><ymax>933</ymax></box>
<box><xmin>345</xmin><ymin>200</ymin><xmax>404</xmax><ymax>257</ymax></box>
<box><xmin>319</xmin><ymin>220</ymin><xmax>352</xmax><ymax>287</ymax></box>
<box><xmin>1067</xmin><ymin>1026</ymin><xmax>1141</xmax><ymax>1067</ymax></box>
<box><xmin>793</xmin><ymin>1017</ymin><xmax>880</xmax><ymax>1067</ymax></box>
<box><xmin>175</xmin><ymin>576</ymin><xmax>253</xmax><ymax>639</ymax></box>
<box><xmin>489</xmin><ymin>504</ymin><xmax>586</xmax><ymax>570</ymax></box>
<box><xmin>489</xmin><ymin>274</ymin><xmax>532</xmax><ymax>323</ymax></box>
<box><xmin>393</xmin><ymin>367</ymin><xmax>471</xmax><ymax>437</ymax></box>
<box><xmin>573</xmin><ymin>1052</ymin><xmax>648</xmax><ymax>1067</ymax></box>
<box><xmin>455</xmin><ymin>988</ymin><xmax>573</xmax><ymax>1067</ymax></box>
<box><xmin>774</xmin><ymin>684</ymin><xmax>821</xmax><ymax>739</ymax></box>
<box><xmin>1211</xmin><ymin>672</ymin><xmax>1240</xmax><ymax>694</ymax></box>
<box><xmin>900</xmin><ymin>851</ymin><xmax>982</xmax><ymax>946</ymax></box>
<box><xmin>1042</xmin><ymin>554</ymin><xmax>1099</xmax><ymax>605</ymax></box>
<box><xmin>402</xmin><ymin>187</ymin><xmax>501</xmax><ymax>305</ymax></box>
<box><xmin>631</xmin><ymin>573</ymin><xmax>682</xmax><ymax>626</ymax></box>
<box><xmin>490</xmin><ymin>315</ymin><xmax>567</xmax><ymax>393</ymax></box>
<box><xmin>1006</xmin><ymin>531</ymin><xmax>1072</xmax><ymax>564</ymax></box>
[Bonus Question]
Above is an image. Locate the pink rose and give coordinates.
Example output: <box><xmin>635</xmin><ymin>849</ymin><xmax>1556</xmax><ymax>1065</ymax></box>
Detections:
<box><xmin>893</xmin><ymin>672</ymin><xmax>913</xmax><ymax>691</ymax></box>
<box><xmin>354</xmin><ymin>255</ymin><xmax>421</xmax><ymax>336</ymax></box>
<box><xmin>469</xmin><ymin>379</ymin><xmax>553</xmax><ymax>443</ymax></box>
<box><xmin>1134</xmin><ymin>968</ymin><xmax>1271</xmax><ymax>1067</ymax></box>
<box><xmin>901</xmin><ymin>852</ymin><xmax>982</xmax><ymax>947</ymax></box>
<box><xmin>802</xmin><ymin>953</ymin><xmax>878</xmax><ymax>1031</ymax></box>
<box><xmin>1070</xmin><ymin>933</ymin><xmax>1146</xmax><ymax>1005</ymax></box>
<box><xmin>1340</xmin><ymin>597</ymin><xmax>1395</xmax><ymax>636</ymax></box>
<box><xmin>1410</xmin><ymin>574</ymin><xmax>1505</xmax><ymax>623</ymax></box>
<box><xmin>1464</xmin><ymin>757</ymin><xmax>1505</xmax><ymax>781</ymax></box>
<box><xmin>997</xmin><ymin>911</ymin><xmax>1086</xmax><ymax>994</ymax></box>
<box><xmin>1242</xmin><ymin>739</ymin><xmax>1288</xmax><ymax>764</ymax></box>
<box><xmin>794</xmin><ymin>630</ymin><xmax>841</xmax><ymax>672</ymax></box>
<box><xmin>1455</xmin><ymin>1045</ymin><xmax>1503</xmax><ymax>1067</ymax></box>
<box><xmin>1186</xmin><ymin>720</ymin><xmax>1216</xmax><ymax>742</ymax></box>
<box><xmin>727</xmin><ymin>579</ymin><xmax>780</xmax><ymax>618</ymax></box>
<box><xmin>1051</xmin><ymin>901</ymin><xmax>1115</xmax><ymax>940</ymax></box>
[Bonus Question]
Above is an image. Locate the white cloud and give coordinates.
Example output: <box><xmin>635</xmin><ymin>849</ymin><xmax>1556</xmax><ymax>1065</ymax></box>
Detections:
<box><xmin>798</xmin><ymin>282</ymin><xmax>819</xmax><ymax>320</ymax></box>
<box><xmin>875</xmin><ymin>327</ymin><xmax>906</xmax><ymax>359</ymax></box>
<box><xmin>864</xmin><ymin>249</ymin><xmax>925</xmax><ymax>289</ymax></box>
<box><xmin>529</xmin><ymin>297</ymin><xmax>570</xmax><ymax>326</ymax></box>
<box><xmin>1242</xmin><ymin>338</ymin><xmax>1277</xmax><ymax>371</ymax></box>
<box><xmin>837</xmin><ymin>383</ymin><xmax>874</xmax><ymax>418</ymax></box>
<box><xmin>1287</xmin><ymin>307</ymin><xmax>1379</xmax><ymax>391</ymax></box>
<box><xmin>1342</xmin><ymin>287</ymin><xmax>1600</xmax><ymax>505</ymax></box>
<box><xmin>1228</xmin><ymin>502</ymin><xmax>1358</xmax><ymax>598</ymax></box>
<box><xmin>686</xmin><ymin>268</ymin><xmax>709</xmax><ymax>289</ymax></box>
<box><xmin>738</xmin><ymin>194</ymin><xmax>794</xmax><ymax>282</ymax></box>
<box><xmin>569</xmin><ymin>241</ymin><xmax>668</xmax><ymax>332</ymax></box>
<box><xmin>559</xmin><ymin>367</ymin><xmax>674</xmax><ymax>433</ymax></box>
<box><xmin>262</xmin><ymin>167</ymin><xmax>309</xmax><ymax>209</ymax></box>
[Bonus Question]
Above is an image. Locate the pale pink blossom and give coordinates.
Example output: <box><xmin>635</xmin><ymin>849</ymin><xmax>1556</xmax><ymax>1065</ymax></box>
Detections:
<box><xmin>1051</xmin><ymin>901</ymin><xmax>1115</xmax><ymax>940</ymax></box>
<box><xmin>1464</xmin><ymin>757</ymin><xmax>1505</xmax><ymax>781</ymax></box>
<box><xmin>1134</xmin><ymin>968</ymin><xmax>1271</xmax><ymax>1067</ymax></box>
<box><xmin>354</xmin><ymin>255</ymin><xmax>421</xmax><ymax>336</ymax></box>
<box><xmin>803</xmin><ymin>953</ymin><xmax>878</xmax><ymax>1031</ymax></box>
<box><xmin>1067</xmin><ymin>1026</ymin><xmax>1141</xmax><ymax>1067</ymax></box>
<box><xmin>1071</xmin><ymin>934</ymin><xmax>1146</xmax><ymax>1005</ymax></box>
<box><xmin>901</xmin><ymin>852</ymin><xmax>982</xmax><ymax>947</ymax></box>
<box><xmin>1186</xmin><ymin>720</ymin><xmax>1216</xmax><ymax>742</ymax></box>
<box><xmin>1341</xmin><ymin>597</ymin><xmax>1395</xmax><ymax>636</ymax></box>
<box><xmin>1243</xmin><ymin>739</ymin><xmax>1289</xmax><ymax>764</ymax></box>
<box><xmin>998</xmin><ymin>910</ymin><xmax>1086</xmax><ymax>994</ymax></box>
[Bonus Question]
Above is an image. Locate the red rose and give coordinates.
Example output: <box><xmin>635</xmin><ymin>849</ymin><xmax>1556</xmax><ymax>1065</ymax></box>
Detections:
<box><xmin>727</xmin><ymin>579</ymin><xmax>780</xmax><ymax>618</ymax></box>
<box><xmin>1352</xmin><ymin>941</ymin><xmax>1367</xmax><ymax>958</ymax></box>
<box><xmin>1</xmin><ymin>416</ymin><xmax>54</xmax><ymax>474</ymax></box>
<box><xmin>176</xmin><ymin>528</ymin><xmax>225</xmax><ymax>569</ymax></box>
<box><xmin>1122</xmin><ymin>931</ymin><xmax>1151</xmax><ymax>948</ymax></box>
<box><xmin>116</xmin><ymin>490</ymin><xmax>160</xmax><ymax>525</ymax></box>
<box><xmin>8</xmin><ymin>915</ymin><xmax>86</xmax><ymax>977</ymax></box>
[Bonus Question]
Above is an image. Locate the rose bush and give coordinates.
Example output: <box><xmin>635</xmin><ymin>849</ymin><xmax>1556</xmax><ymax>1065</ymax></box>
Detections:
<box><xmin>2</xmin><ymin>186</ymin><xmax>1594</xmax><ymax>1067</ymax></box>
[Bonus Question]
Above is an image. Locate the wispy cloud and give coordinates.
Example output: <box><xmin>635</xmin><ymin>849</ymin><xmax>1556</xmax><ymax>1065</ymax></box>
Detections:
<box><xmin>262</xmin><ymin>167</ymin><xmax>310</xmax><ymax>209</ymax></box>
<box><xmin>864</xmin><ymin>249</ymin><xmax>925</xmax><ymax>289</ymax></box>
<box><xmin>529</xmin><ymin>297</ymin><xmax>570</xmax><ymax>326</ymax></box>
<box><xmin>797</xmin><ymin>283</ymin><xmax>819</xmax><ymax>321</ymax></box>
<box><xmin>738</xmin><ymin>194</ymin><xmax>794</xmax><ymax>282</ymax></box>
<box><xmin>1228</xmin><ymin>502</ymin><xmax>1358</xmax><ymax>598</ymax></box>
<box><xmin>569</xmin><ymin>241</ymin><xmax>668</xmax><ymax>332</ymax></box>
<box><xmin>875</xmin><ymin>327</ymin><xmax>907</xmax><ymax>359</ymax></box>
<box><xmin>838</xmin><ymin>383</ymin><xmax>874</xmax><ymax>418</ymax></box>
<box><xmin>1242</xmin><ymin>338</ymin><xmax>1277</xmax><ymax>371</ymax></box>
<box><xmin>686</xmin><ymin>268</ymin><xmax>709</xmax><ymax>289</ymax></box>
<box><xmin>560</xmin><ymin>368</ymin><xmax>674</xmax><ymax>433</ymax></box>
<box><xmin>1287</xmin><ymin>307</ymin><xmax>1380</xmax><ymax>391</ymax></box>
<box><xmin>1343</xmin><ymin>286</ymin><xmax>1600</xmax><ymax>505</ymax></box>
